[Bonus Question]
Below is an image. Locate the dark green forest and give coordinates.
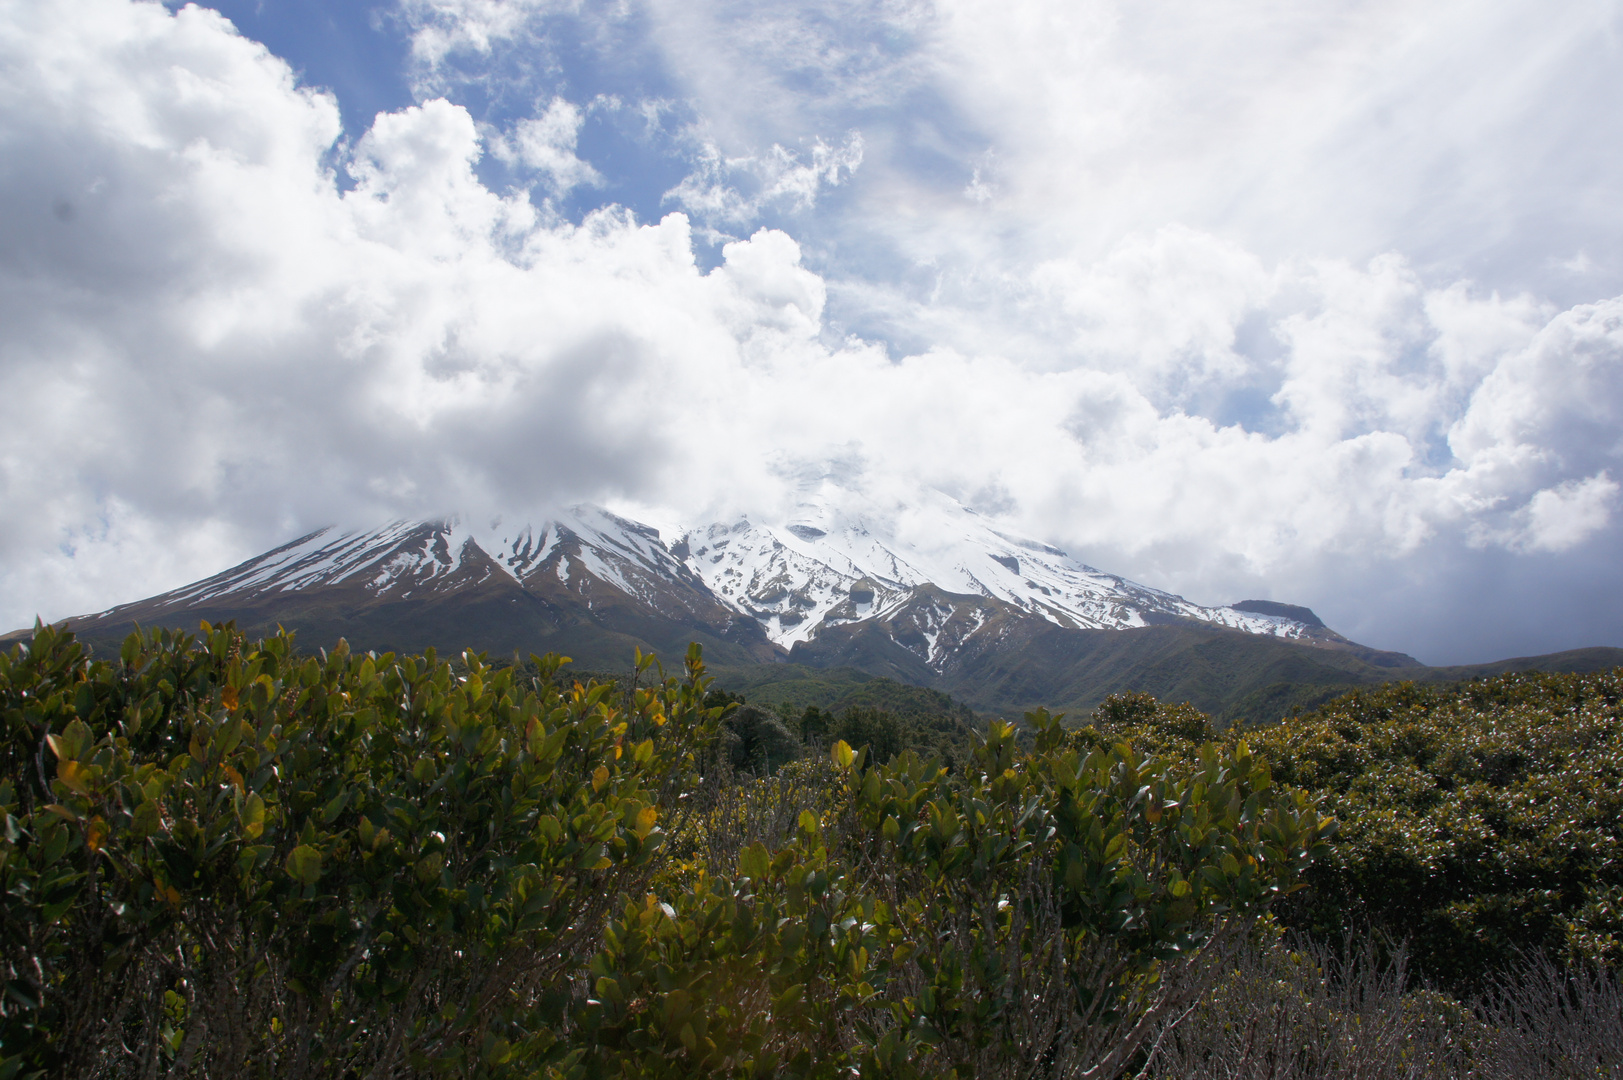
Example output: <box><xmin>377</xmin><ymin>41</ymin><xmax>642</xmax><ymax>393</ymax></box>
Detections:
<box><xmin>2</xmin><ymin>624</ymin><xmax>1619</xmax><ymax>1078</ymax></box>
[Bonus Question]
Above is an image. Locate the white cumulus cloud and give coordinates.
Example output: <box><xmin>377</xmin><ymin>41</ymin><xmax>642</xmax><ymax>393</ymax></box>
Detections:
<box><xmin>489</xmin><ymin>97</ymin><xmax>602</xmax><ymax>197</ymax></box>
<box><xmin>1</xmin><ymin>0</ymin><xmax>1622</xmax><ymax>664</ymax></box>
<box><xmin>1502</xmin><ymin>474</ymin><xmax>1619</xmax><ymax>554</ymax></box>
<box><xmin>663</xmin><ymin>131</ymin><xmax>865</xmax><ymax>231</ymax></box>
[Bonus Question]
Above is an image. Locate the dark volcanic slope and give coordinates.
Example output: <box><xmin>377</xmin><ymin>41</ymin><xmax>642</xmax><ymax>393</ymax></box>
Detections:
<box><xmin>1428</xmin><ymin>647</ymin><xmax>1623</xmax><ymax>680</ymax></box>
<box><xmin>787</xmin><ymin>592</ymin><xmax>1423</xmax><ymax>724</ymax></box>
<box><xmin>31</xmin><ymin>515</ymin><xmax>781</xmax><ymax>669</ymax></box>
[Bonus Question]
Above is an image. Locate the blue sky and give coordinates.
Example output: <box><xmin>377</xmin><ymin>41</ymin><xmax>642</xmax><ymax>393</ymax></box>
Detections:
<box><xmin>202</xmin><ymin>2</ymin><xmax>414</xmax><ymax>138</ymax></box>
<box><xmin>3</xmin><ymin>0</ymin><xmax>1623</xmax><ymax>662</ymax></box>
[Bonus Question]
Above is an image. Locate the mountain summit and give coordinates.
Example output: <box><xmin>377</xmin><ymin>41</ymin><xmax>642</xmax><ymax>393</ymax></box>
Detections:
<box><xmin>678</xmin><ymin>495</ymin><xmax>1320</xmax><ymax>650</ymax></box>
<box><xmin>21</xmin><ymin>495</ymin><xmax>1456</xmax><ymax>719</ymax></box>
<box><xmin>48</xmin><ymin>495</ymin><xmax>1351</xmax><ymax>662</ymax></box>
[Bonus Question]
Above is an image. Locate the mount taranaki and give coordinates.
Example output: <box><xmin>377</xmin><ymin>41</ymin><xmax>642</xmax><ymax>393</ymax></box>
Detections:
<box><xmin>23</xmin><ymin>495</ymin><xmax>1621</xmax><ymax>721</ymax></box>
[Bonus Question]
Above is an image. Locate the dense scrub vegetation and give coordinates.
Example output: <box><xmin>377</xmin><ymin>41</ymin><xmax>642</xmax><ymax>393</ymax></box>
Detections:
<box><xmin>1079</xmin><ymin>673</ymin><xmax>1623</xmax><ymax>990</ymax></box>
<box><xmin>698</xmin><ymin>669</ymin><xmax>980</xmax><ymax>771</ymax></box>
<box><xmin>984</xmin><ymin>678</ymin><xmax>1623</xmax><ymax>1076</ymax></box>
<box><xmin>1250</xmin><ymin>671</ymin><xmax>1623</xmax><ymax>988</ymax></box>
<box><xmin>1</xmin><ymin>623</ymin><xmax>1326</xmax><ymax>1078</ymax></box>
<box><xmin>2</xmin><ymin>624</ymin><xmax>1619</xmax><ymax>1078</ymax></box>
<box><xmin>0</xmin><ymin>624</ymin><xmax>706</xmax><ymax>1077</ymax></box>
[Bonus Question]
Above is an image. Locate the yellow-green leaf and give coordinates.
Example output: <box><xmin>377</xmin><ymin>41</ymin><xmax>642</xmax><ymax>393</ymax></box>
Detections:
<box><xmin>241</xmin><ymin>792</ymin><xmax>266</xmax><ymax>840</ymax></box>
<box><xmin>52</xmin><ymin>719</ymin><xmax>92</xmax><ymax>761</ymax></box>
<box><xmin>285</xmin><ymin>844</ymin><xmax>322</xmax><ymax>885</ymax></box>
<box><xmin>739</xmin><ymin>841</ymin><xmax>770</xmax><ymax>881</ymax></box>
<box><xmin>56</xmin><ymin>759</ymin><xmax>92</xmax><ymax>796</ymax></box>
<box><xmin>320</xmin><ymin>789</ymin><xmax>349</xmax><ymax>824</ymax></box>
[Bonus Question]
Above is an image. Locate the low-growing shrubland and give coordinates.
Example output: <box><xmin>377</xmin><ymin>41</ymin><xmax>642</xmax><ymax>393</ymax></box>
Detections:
<box><xmin>2</xmin><ymin>624</ymin><xmax>1327</xmax><ymax>1078</ymax></box>
<box><xmin>1248</xmin><ymin>672</ymin><xmax>1623</xmax><ymax>988</ymax></box>
<box><xmin>2</xmin><ymin>625</ymin><xmax>1619</xmax><ymax>1078</ymax></box>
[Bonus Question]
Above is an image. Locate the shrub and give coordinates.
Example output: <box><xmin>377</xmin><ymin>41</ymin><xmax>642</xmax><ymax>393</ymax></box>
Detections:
<box><xmin>583</xmin><ymin>710</ymin><xmax>1334</xmax><ymax>1078</ymax></box>
<box><xmin>722</xmin><ymin>706</ymin><xmax>803</xmax><ymax>776</ymax></box>
<box><xmin>0</xmin><ymin>628</ymin><xmax>1332</xmax><ymax>1080</ymax></box>
<box><xmin>1139</xmin><ymin>932</ymin><xmax>1623</xmax><ymax>1079</ymax></box>
<box><xmin>1247</xmin><ymin>671</ymin><xmax>1623</xmax><ymax>988</ymax></box>
<box><xmin>0</xmin><ymin>623</ymin><xmax>719</xmax><ymax>1079</ymax></box>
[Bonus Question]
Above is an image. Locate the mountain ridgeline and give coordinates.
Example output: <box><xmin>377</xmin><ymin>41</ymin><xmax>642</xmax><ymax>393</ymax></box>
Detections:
<box><xmin>22</xmin><ymin>499</ymin><xmax>1622</xmax><ymax>722</ymax></box>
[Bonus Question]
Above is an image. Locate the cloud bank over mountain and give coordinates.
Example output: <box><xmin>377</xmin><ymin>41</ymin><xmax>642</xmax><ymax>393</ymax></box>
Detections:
<box><xmin>1</xmin><ymin>0</ymin><xmax>1621</xmax><ymax>663</ymax></box>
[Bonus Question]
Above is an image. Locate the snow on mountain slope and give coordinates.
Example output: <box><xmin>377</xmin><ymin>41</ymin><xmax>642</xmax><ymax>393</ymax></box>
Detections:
<box><xmin>678</xmin><ymin>518</ymin><xmax>912</xmax><ymax>647</ymax></box>
<box><xmin>76</xmin><ymin>496</ymin><xmax>1318</xmax><ymax>658</ymax></box>
<box><xmin>111</xmin><ymin>507</ymin><xmax>722</xmax><ymax>625</ymax></box>
<box><xmin>680</xmin><ymin>491</ymin><xmax>1310</xmax><ymax>649</ymax></box>
<box><xmin>151</xmin><ymin>521</ymin><xmax>462</xmax><ymax>606</ymax></box>
<box><xmin>473</xmin><ymin>507</ymin><xmax>719</xmax><ymax>620</ymax></box>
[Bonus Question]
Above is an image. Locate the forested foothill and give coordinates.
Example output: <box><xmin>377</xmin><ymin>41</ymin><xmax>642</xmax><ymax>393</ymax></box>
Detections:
<box><xmin>1</xmin><ymin>623</ymin><xmax>1619</xmax><ymax>1078</ymax></box>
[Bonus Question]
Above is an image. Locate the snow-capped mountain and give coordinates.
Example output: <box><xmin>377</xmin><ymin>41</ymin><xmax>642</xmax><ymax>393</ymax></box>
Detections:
<box><xmin>677</xmin><ymin>491</ymin><xmax>1314</xmax><ymax>652</ymax></box>
<box><xmin>159</xmin><ymin>507</ymin><xmax>726</xmax><ymax>627</ymax></box>
<box><xmin>49</xmin><ymin>494</ymin><xmax>1350</xmax><ymax>677</ymax></box>
<box><xmin>54</xmin><ymin>506</ymin><xmax>780</xmax><ymax>669</ymax></box>
<box><xmin>19</xmin><ymin>493</ymin><xmax>1437</xmax><ymax>721</ymax></box>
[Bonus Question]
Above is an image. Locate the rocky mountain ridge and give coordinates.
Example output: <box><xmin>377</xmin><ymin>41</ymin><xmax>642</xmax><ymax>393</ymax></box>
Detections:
<box><xmin>18</xmin><ymin>496</ymin><xmax>1535</xmax><ymax>721</ymax></box>
<box><xmin>675</xmin><ymin>493</ymin><xmax>1336</xmax><ymax>651</ymax></box>
<box><xmin>45</xmin><ymin>497</ymin><xmax>1370</xmax><ymax>669</ymax></box>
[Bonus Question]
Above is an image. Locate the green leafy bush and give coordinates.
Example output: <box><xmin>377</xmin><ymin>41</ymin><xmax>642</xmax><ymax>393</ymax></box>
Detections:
<box><xmin>839</xmin><ymin>712</ymin><xmax>1331</xmax><ymax>1078</ymax></box>
<box><xmin>798</xmin><ymin>705</ymin><xmax>973</xmax><ymax>767</ymax></box>
<box><xmin>579</xmin><ymin>710</ymin><xmax>1333</xmax><ymax>1078</ymax></box>
<box><xmin>0</xmin><ymin>624</ymin><xmax>719</xmax><ymax>1079</ymax></box>
<box><xmin>1246</xmin><ymin>670</ymin><xmax>1623</xmax><ymax>987</ymax></box>
<box><xmin>719</xmin><ymin>706</ymin><xmax>803</xmax><ymax>776</ymax></box>
<box><xmin>1066</xmin><ymin>691</ymin><xmax>1217</xmax><ymax>758</ymax></box>
<box><xmin>0</xmin><ymin>626</ymin><xmax>1332</xmax><ymax>1079</ymax></box>
<box><xmin>580</xmin><ymin>819</ymin><xmax>891</xmax><ymax>1078</ymax></box>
